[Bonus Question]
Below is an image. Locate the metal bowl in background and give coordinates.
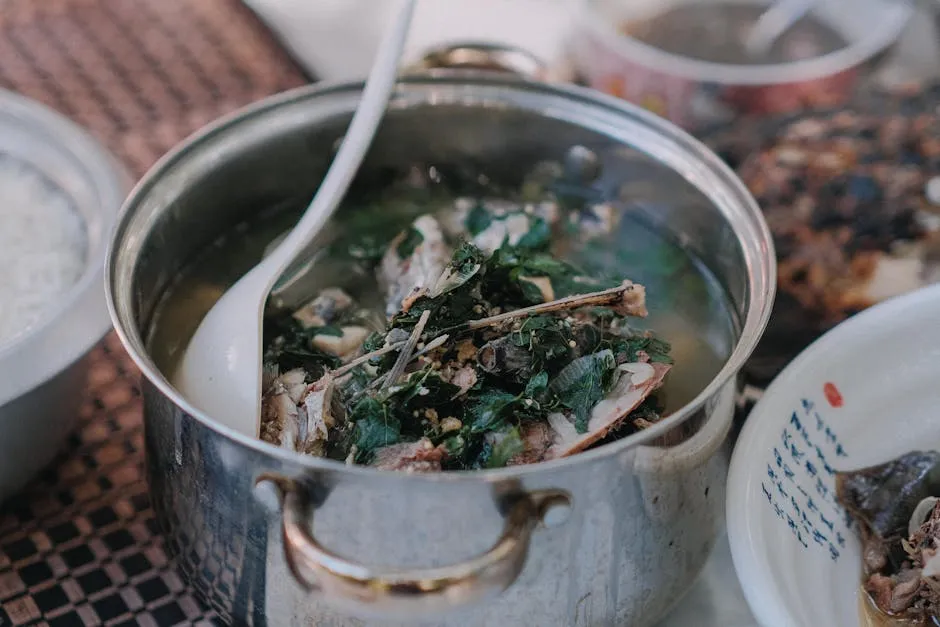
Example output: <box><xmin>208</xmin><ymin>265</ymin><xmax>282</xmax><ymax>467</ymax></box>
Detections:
<box><xmin>107</xmin><ymin>76</ymin><xmax>774</xmax><ymax>626</ymax></box>
<box><xmin>0</xmin><ymin>90</ymin><xmax>129</xmax><ymax>501</ymax></box>
<box><xmin>569</xmin><ymin>0</ymin><xmax>914</xmax><ymax>129</ymax></box>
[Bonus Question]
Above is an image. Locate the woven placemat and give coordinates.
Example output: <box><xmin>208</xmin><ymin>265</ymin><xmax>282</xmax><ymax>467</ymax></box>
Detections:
<box><xmin>0</xmin><ymin>2</ymin><xmax>308</xmax><ymax>625</ymax></box>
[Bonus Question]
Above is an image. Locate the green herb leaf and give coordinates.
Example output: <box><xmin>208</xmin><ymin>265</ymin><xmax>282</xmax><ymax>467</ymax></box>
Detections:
<box><xmin>510</xmin><ymin>315</ymin><xmax>573</xmax><ymax>368</ymax></box>
<box><xmin>524</xmin><ymin>371</ymin><xmax>549</xmax><ymax>399</ymax></box>
<box><xmin>551</xmin><ymin>349</ymin><xmax>616</xmax><ymax>433</ymax></box>
<box><xmin>467</xmin><ymin>389</ymin><xmax>519</xmax><ymax>434</ymax></box>
<box><xmin>486</xmin><ymin>427</ymin><xmax>525</xmax><ymax>468</ymax></box>
<box><xmin>361</xmin><ymin>331</ymin><xmax>386</xmax><ymax>354</ymax></box>
<box><xmin>609</xmin><ymin>332</ymin><xmax>673</xmax><ymax>365</ymax></box>
<box><xmin>351</xmin><ymin>397</ymin><xmax>400</xmax><ymax>462</ymax></box>
<box><xmin>396</xmin><ymin>226</ymin><xmax>424</xmax><ymax>258</ymax></box>
<box><xmin>515</xmin><ymin>216</ymin><xmax>551</xmax><ymax>250</ymax></box>
<box><xmin>465</xmin><ymin>202</ymin><xmax>493</xmax><ymax>236</ymax></box>
<box><xmin>443</xmin><ymin>432</ymin><xmax>468</xmax><ymax>458</ymax></box>
<box><xmin>389</xmin><ymin>368</ymin><xmax>461</xmax><ymax>409</ymax></box>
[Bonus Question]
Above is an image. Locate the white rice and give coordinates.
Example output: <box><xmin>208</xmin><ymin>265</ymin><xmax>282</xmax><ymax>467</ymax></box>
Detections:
<box><xmin>0</xmin><ymin>158</ymin><xmax>87</xmax><ymax>347</ymax></box>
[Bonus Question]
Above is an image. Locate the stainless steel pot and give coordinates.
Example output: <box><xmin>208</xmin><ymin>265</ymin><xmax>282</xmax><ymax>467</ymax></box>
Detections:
<box><xmin>106</xmin><ymin>75</ymin><xmax>775</xmax><ymax>627</ymax></box>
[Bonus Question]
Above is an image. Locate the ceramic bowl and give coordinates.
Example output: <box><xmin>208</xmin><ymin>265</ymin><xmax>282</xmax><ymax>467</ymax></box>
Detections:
<box><xmin>0</xmin><ymin>89</ymin><xmax>129</xmax><ymax>501</ymax></box>
<box><xmin>568</xmin><ymin>0</ymin><xmax>912</xmax><ymax>130</ymax></box>
<box><xmin>727</xmin><ymin>282</ymin><xmax>940</xmax><ymax>626</ymax></box>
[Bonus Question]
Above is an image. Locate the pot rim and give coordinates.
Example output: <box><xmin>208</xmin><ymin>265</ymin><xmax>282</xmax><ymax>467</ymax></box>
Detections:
<box><xmin>577</xmin><ymin>0</ymin><xmax>913</xmax><ymax>86</ymax></box>
<box><xmin>106</xmin><ymin>75</ymin><xmax>776</xmax><ymax>481</ymax></box>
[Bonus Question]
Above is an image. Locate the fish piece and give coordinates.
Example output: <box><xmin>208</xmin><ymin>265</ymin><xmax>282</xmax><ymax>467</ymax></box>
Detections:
<box><xmin>371</xmin><ymin>438</ymin><xmax>447</xmax><ymax>472</ymax></box>
<box><xmin>839</xmin><ymin>454</ymin><xmax>940</xmax><ymax>621</ymax></box>
<box><xmin>379</xmin><ymin>215</ymin><xmax>450</xmax><ymax>316</ymax></box>
<box><xmin>292</xmin><ymin>287</ymin><xmax>354</xmax><ymax>328</ymax></box>
<box><xmin>472</xmin><ymin>213</ymin><xmax>533</xmax><ymax>254</ymax></box>
<box><xmin>279</xmin><ymin>368</ymin><xmax>308</xmax><ymax>404</ymax></box>
<box><xmin>440</xmin><ymin>198</ymin><xmax>560</xmax><ymax>239</ymax></box>
<box><xmin>448</xmin><ymin>365</ymin><xmax>478</xmax><ymax>398</ymax></box>
<box><xmin>299</xmin><ymin>374</ymin><xmax>336</xmax><ymax>456</ymax></box>
<box><xmin>259</xmin><ymin>368</ymin><xmax>312</xmax><ymax>450</ymax></box>
<box><xmin>861</xmin><ymin>528</ymin><xmax>889</xmax><ymax>574</ymax></box>
<box><xmin>507</xmin><ymin>421</ymin><xmax>555</xmax><ymax>466</ymax></box>
<box><xmin>260</xmin><ymin>383</ymin><xmax>300</xmax><ymax>451</ymax></box>
<box><xmin>865</xmin><ymin>573</ymin><xmax>895</xmax><ymax>614</ymax></box>
<box><xmin>836</xmin><ymin>451</ymin><xmax>940</xmax><ymax>539</ymax></box>
<box><xmin>887</xmin><ymin>567</ymin><xmax>922</xmax><ymax>614</ymax></box>
<box><xmin>441</xmin><ymin>196</ymin><xmax>561</xmax><ymax>254</ymax></box>
<box><xmin>440</xmin><ymin>416</ymin><xmax>462</xmax><ymax>433</ymax></box>
<box><xmin>312</xmin><ymin>325</ymin><xmax>371</xmax><ymax>358</ymax></box>
<box><xmin>578</xmin><ymin>202</ymin><xmax>621</xmax><ymax>239</ymax></box>
<box><xmin>546</xmin><ymin>362</ymin><xmax>671</xmax><ymax>458</ymax></box>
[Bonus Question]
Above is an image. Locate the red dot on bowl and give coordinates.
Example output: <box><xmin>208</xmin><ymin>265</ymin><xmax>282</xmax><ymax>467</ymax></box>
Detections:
<box><xmin>823</xmin><ymin>382</ymin><xmax>843</xmax><ymax>408</ymax></box>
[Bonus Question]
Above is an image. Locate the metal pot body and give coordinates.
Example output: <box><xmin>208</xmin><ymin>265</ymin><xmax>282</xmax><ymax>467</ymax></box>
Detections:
<box><xmin>145</xmin><ymin>379</ymin><xmax>735</xmax><ymax>627</ymax></box>
<box><xmin>107</xmin><ymin>77</ymin><xmax>775</xmax><ymax>627</ymax></box>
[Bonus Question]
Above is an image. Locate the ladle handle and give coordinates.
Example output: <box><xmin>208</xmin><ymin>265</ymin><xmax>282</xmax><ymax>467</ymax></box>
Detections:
<box><xmin>273</xmin><ymin>479</ymin><xmax>568</xmax><ymax>617</ymax></box>
<box><xmin>262</xmin><ymin>0</ymin><xmax>416</xmax><ymax>280</ymax></box>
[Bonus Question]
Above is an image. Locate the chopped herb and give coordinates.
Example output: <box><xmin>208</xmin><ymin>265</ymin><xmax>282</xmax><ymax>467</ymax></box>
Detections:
<box><xmin>524</xmin><ymin>370</ymin><xmax>549</xmax><ymax>399</ymax></box>
<box><xmin>351</xmin><ymin>397</ymin><xmax>400</xmax><ymax>463</ymax></box>
<box><xmin>467</xmin><ymin>389</ymin><xmax>519</xmax><ymax>434</ymax></box>
<box><xmin>465</xmin><ymin>202</ymin><xmax>493</xmax><ymax>235</ymax></box>
<box><xmin>259</xmin><ymin>166</ymin><xmax>676</xmax><ymax>472</ymax></box>
<box><xmin>486</xmin><ymin>427</ymin><xmax>525</xmax><ymax>468</ymax></box>
<box><xmin>515</xmin><ymin>216</ymin><xmax>551</xmax><ymax>250</ymax></box>
<box><xmin>551</xmin><ymin>350</ymin><xmax>616</xmax><ymax>432</ymax></box>
<box><xmin>361</xmin><ymin>331</ymin><xmax>386</xmax><ymax>354</ymax></box>
<box><xmin>396</xmin><ymin>226</ymin><xmax>424</xmax><ymax>258</ymax></box>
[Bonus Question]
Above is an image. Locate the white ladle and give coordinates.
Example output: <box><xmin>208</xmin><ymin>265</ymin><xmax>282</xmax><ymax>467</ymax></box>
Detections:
<box><xmin>174</xmin><ymin>0</ymin><xmax>417</xmax><ymax>437</ymax></box>
<box><xmin>744</xmin><ymin>0</ymin><xmax>820</xmax><ymax>58</ymax></box>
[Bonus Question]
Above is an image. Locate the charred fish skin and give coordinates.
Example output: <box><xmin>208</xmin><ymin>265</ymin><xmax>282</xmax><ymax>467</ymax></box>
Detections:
<box><xmin>837</xmin><ymin>451</ymin><xmax>940</xmax><ymax>539</ymax></box>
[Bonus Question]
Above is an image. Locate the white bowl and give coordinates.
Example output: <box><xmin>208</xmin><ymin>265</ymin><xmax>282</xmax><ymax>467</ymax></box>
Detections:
<box><xmin>727</xmin><ymin>282</ymin><xmax>940</xmax><ymax>626</ymax></box>
<box><xmin>0</xmin><ymin>90</ymin><xmax>129</xmax><ymax>500</ymax></box>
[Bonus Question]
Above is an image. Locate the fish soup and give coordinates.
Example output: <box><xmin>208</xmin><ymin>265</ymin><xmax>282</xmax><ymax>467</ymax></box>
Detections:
<box><xmin>149</xmin><ymin>160</ymin><xmax>736</xmax><ymax>471</ymax></box>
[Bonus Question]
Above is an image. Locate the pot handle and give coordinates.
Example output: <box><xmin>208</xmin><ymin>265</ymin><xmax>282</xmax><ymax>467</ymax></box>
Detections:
<box><xmin>273</xmin><ymin>479</ymin><xmax>568</xmax><ymax>617</ymax></box>
<box><xmin>404</xmin><ymin>42</ymin><xmax>548</xmax><ymax>81</ymax></box>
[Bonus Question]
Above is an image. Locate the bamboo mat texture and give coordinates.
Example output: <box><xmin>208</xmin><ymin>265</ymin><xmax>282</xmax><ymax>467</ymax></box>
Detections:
<box><xmin>0</xmin><ymin>2</ymin><xmax>308</xmax><ymax>625</ymax></box>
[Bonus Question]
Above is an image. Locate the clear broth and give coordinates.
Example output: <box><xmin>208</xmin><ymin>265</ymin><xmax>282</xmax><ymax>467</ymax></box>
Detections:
<box><xmin>148</xmin><ymin>191</ymin><xmax>737</xmax><ymax>417</ymax></box>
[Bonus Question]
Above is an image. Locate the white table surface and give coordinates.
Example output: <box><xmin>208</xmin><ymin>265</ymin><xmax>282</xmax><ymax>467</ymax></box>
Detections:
<box><xmin>240</xmin><ymin>2</ymin><xmax>940</xmax><ymax>624</ymax></box>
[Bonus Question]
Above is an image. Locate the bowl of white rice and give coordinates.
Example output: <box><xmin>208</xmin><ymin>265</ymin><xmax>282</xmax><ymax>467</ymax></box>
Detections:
<box><xmin>0</xmin><ymin>89</ymin><xmax>128</xmax><ymax>501</ymax></box>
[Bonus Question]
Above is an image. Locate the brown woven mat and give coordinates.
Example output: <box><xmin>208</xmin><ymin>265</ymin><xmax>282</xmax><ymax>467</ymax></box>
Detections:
<box><xmin>0</xmin><ymin>2</ymin><xmax>309</xmax><ymax>625</ymax></box>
